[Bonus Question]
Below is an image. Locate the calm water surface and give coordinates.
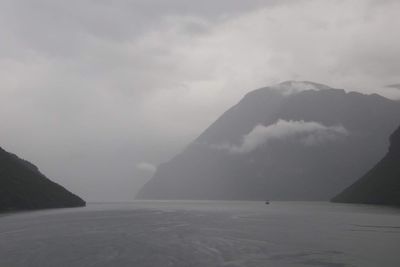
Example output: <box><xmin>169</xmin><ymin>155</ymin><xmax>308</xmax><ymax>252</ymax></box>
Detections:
<box><xmin>1</xmin><ymin>201</ymin><xmax>400</xmax><ymax>267</ymax></box>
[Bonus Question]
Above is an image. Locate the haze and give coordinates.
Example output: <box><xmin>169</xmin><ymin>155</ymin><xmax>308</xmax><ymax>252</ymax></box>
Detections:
<box><xmin>1</xmin><ymin>0</ymin><xmax>400</xmax><ymax>201</ymax></box>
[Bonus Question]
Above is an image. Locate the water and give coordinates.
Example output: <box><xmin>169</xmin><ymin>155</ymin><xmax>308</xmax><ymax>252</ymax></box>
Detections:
<box><xmin>1</xmin><ymin>201</ymin><xmax>400</xmax><ymax>267</ymax></box>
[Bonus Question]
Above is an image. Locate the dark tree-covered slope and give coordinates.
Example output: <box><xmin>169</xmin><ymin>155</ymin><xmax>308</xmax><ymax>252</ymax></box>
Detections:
<box><xmin>0</xmin><ymin>146</ymin><xmax>85</xmax><ymax>212</ymax></box>
<box><xmin>137</xmin><ymin>81</ymin><xmax>400</xmax><ymax>201</ymax></box>
<box><xmin>332</xmin><ymin>125</ymin><xmax>400</xmax><ymax>205</ymax></box>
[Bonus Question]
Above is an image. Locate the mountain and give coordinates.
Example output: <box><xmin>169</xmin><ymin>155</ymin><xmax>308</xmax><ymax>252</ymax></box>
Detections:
<box><xmin>387</xmin><ymin>84</ymin><xmax>400</xmax><ymax>90</ymax></box>
<box><xmin>136</xmin><ymin>81</ymin><xmax>400</xmax><ymax>200</ymax></box>
<box><xmin>0</xmin><ymin>146</ymin><xmax>85</xmax><ymax>212</ymax></box>
<box><xmin>332</xmin><ymin>125</ymin><xmax>400</xmax><ymax>206</ymax></box>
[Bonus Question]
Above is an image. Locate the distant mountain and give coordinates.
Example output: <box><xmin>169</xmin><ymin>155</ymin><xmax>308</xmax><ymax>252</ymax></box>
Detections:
<box><xmin>0</xmin><ymin>146</ymin><xmax>85</xmax><ymax>212</ymax></box>
<box><xmin>136</xmin><ymin>81</ymin><xmax>400</xmax><ymax>200</ymax></box>
<box><xmin>332</xmin><ymin>125</ymin><xmax>400</xmax><ymax>206</ymax></box>
<box><xmin>386</xmin><ymin>84</ymin><xmax>400</xmax><ymax>90</ymax></box>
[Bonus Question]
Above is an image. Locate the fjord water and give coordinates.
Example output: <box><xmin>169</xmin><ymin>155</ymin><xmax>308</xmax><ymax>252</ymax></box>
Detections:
<box><xmin>1</xmin><ymin>201</ymin><xmax>399</xmax><ymax>267</ymax></box>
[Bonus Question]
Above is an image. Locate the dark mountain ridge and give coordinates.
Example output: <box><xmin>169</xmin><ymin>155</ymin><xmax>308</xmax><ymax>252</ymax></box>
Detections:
<box><xmin>0</xmin><ymin>146</ymin><xmax>85</xmax><ymax>212</ymax></box>
<box><xmin>137</xmin><ymin>81</ymin><xmax>400</xmax><ymax>200</ymax></box>
<box><xmin>332</xmin><ymin>125</ymin><xmax>400</xmax><ymax>206</ymax></box>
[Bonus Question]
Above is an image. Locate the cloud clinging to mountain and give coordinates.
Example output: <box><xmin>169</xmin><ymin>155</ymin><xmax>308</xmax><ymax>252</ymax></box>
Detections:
<box><xmin>0</xmin><ymin>0</ymin><xmax>399</xmax><ymax>200</ymax></box>
<box><xmin>219</xmin><ymin>120</ymin><xmax>348</xmax><ymax>154</ymax></box>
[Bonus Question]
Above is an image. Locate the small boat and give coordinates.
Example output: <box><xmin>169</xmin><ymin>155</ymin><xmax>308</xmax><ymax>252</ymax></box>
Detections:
<box><xmin>265</xmin><ymin>201</ymin><xmax>270</xmax><ymax>205</ymax></box>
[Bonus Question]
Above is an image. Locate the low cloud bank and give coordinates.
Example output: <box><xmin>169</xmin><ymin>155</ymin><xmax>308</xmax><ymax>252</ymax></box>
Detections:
<box><xmin>386</xmin><ymin>84</ymin><xmax>400</xmax><ymax>90</ymax></box>
<box><xmin>271</xmin><ymin>81</ymin><xmax>331</xmax><ymax>96</ymax></box>
<box><xmin>219</xmin><ymin>120</ymin><xmax>348</xmax><ymax>154</ymax></box>
<box><xmin>136</xmin><ymin>162</ymin><xmax>157</xmax><ymax>174</ymax></box>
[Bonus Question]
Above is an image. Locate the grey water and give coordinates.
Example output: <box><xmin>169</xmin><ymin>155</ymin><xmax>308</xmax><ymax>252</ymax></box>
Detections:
<box><xmin>1</xmin><ymin>201</ymin><xmax>400</xmax><ymax>267</ymax></box>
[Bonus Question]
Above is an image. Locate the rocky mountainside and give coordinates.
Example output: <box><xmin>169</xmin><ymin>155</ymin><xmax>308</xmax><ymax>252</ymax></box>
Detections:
<box><xmin>136</xmin><ymin>81</ymin><xmax>400</xmax><ymax>200</ymax></box>
<box><xmin>0</xmin><ymin>146</ymin><xmax>85</xmax><ymax>212</ymax></box>
<box><xmin>332</xmin><ymin>125</ymin><xmax>400</xmax><ymax>206</ymax></box>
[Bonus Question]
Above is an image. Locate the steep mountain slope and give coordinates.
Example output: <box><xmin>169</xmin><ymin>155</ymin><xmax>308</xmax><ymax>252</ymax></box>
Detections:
<box><xmin>0</xmin><ymin>146</ymin><xmax>85</xmax><ymax>212</ymax></box>
<box><xmin>137</xmin><ymin>81</ymin><xmax>400</xmax><ymax>200</ymax></box>
<box><xmin>332</xmin><ymin>125</ymin><xmax>400</xmax><ymax>205</ymax></box>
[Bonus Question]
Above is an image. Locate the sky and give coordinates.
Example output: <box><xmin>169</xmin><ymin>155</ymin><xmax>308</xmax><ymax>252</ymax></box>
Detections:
<box><xmin>1</xmin><ymin>0</ymin><xmax>400</xmax><ymax>201</ymax></box>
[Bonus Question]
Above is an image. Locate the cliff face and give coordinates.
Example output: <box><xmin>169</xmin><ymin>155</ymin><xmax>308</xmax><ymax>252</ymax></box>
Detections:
<box><xmin>137</xmin><ymin>81</ymin><xmax>400</xmax><ymax>201</ymax></box>
<box><xmin>0</xmin><ymin>146</ymin><xmax>85</xmax><ymax>212</ymax></box>
<box><xmin>332</xmin><ymin>126</ymin><xmax>400</xmax><ymax>206</ymax></box>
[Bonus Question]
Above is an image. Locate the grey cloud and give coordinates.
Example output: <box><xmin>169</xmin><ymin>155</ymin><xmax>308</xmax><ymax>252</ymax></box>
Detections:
<box><xmin>270</xmin><ymin>81</ymin><xmax>332</xmax><ymax>95</ymax></box>
<box><xmin>136</xmin><ymin>162</ymin><xmax>157</xmax><ymax>174</ymax></box>
<box><xmin>0</xmin><ymin>0</ymin><xmax>399</xmax><ymax>201</ymax></box>
<box><xmin>386</xmin><ymin>84</ymin><xmax>400</xmax><ymax>90</ymax></box>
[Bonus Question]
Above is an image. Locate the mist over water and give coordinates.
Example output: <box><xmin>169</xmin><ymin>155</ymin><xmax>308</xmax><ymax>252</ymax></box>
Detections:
<box><xmin>1</xmin><ymin>201</ymin><xmax>400</xmax><ymax>267</ymax></box>
<box><xmin>1</xmin><ymin>1</ymin><xmax>400</xmax><ymax>266</ymax></box>
<box><xmin>2</xmin><ymin>0</ymin><xmax>400</xmax><ymax>201</ymax></box>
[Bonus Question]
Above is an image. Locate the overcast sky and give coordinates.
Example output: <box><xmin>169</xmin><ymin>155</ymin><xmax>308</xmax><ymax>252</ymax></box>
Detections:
<box><xmin>1</xmin><ymin>0</ymin><xmax>400</xmax><ymax>201</ymax></box>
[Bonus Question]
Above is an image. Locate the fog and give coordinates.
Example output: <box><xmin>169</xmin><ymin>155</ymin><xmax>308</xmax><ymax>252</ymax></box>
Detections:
<box><xmin>1</xmin><ymin>0</ymin><xmax>400</xmax><ymax>201</ymax></box>
<box><xmin>218</xmin><ymin>120</ymin><xmax>348</xmax><ymax>154</ymax></box>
